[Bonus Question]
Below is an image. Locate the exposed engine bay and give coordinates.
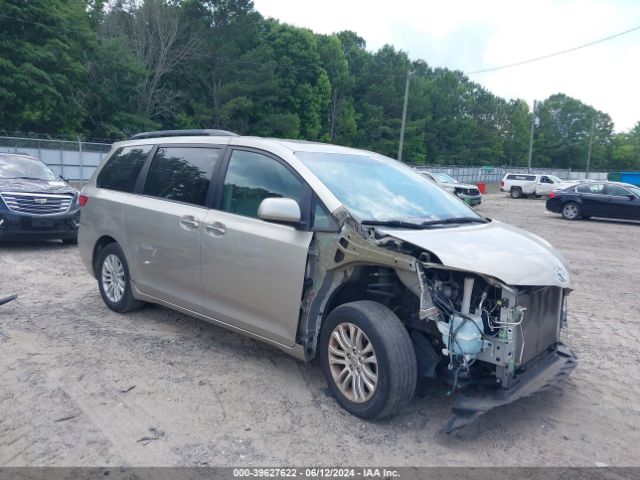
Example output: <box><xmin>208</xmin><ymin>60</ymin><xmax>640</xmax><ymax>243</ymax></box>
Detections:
<box><xmin>299</xmin><ymin>212</ymin><xmax>577</xmax><ymax>431</ymax></box>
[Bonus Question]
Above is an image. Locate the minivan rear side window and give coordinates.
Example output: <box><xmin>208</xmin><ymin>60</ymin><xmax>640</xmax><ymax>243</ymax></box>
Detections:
<box><xmin>143</xmin><ymin>147</ymin><xmax>221</xmax><ymax>207</ymax></box>
<box><xmin>97</xmin><ymin>145</ymin><xmax>152</xmax><ymax>192</ymax></box>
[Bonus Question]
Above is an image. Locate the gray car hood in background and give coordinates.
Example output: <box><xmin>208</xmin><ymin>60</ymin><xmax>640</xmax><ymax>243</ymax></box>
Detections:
<box><xmin>377</xmin><ymin>220</ymin><xmax>570</xmax><ymax>287</ymax></box>
<box><xmin>446</xmin><ymin>182</ymin><xmax>478</xmax><ymax>190</ymax></box>
<box><xmin>0</xmin><ymin>178</ymin><xmax>76</xmax><ymax>195</ymax></box>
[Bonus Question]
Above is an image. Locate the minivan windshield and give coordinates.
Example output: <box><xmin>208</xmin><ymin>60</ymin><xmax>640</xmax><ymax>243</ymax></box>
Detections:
<box><xmin>0</xmin><ymin>155</ymin><xmax>58</xmax><ymax>181</ymax></box>
<box><xmin>296</xmin><ymin>152</ymin><xmax>483</xmax><ymax>224</ymax></box>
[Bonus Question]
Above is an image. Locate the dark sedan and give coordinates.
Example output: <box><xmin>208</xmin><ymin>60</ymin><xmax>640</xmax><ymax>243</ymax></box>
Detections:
<box><xmin>546</xmin><ymin>181</ymin><xmax>640</xmax><ymax>221</ymax></box>
<box><xmin>0</xmin><ymin>153</ymin><xmax>80</xmax><ymax>243</ymax></box>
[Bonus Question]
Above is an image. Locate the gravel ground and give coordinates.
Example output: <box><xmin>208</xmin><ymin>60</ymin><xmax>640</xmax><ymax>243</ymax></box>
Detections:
<box><xmin>1</xmin><ymin>193</ymin><xmax>639</xmax><ymax>467</ymax></box>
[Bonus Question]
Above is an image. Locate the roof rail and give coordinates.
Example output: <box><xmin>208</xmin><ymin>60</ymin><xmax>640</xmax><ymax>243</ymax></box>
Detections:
<box><xmin>129</xmin><ymin>129</ymin><xmax>238</xmax><ymax>140</ymax></box>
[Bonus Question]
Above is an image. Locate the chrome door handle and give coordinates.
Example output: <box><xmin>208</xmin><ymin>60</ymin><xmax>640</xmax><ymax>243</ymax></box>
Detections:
<box><xmin>180</xmin><ymin>216</ymin><xmax>200</xmax><ymax>230</ymax></box>
<box><xmin>205</xmin><ymin>222</ymin><xmax>226</xmax><ymax>236</ymax></box>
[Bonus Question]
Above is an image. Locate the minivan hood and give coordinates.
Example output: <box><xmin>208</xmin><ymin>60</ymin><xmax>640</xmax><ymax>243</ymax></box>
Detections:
<box><xmin>0</xmin><ymin>178</ymin><xmax>76</xmax><ymax>195</ymax></box>
<box><xmin>377</xmin><ymin>220</ymin><xmax>570</xmax><ymax>287</ymax></box>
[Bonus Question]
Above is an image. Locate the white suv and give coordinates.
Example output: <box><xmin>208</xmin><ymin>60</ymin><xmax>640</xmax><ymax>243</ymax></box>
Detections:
<box><xmin>501</xmin><ymin>173</ymin><xmax>577</xmax><ymax>198</ymax></box>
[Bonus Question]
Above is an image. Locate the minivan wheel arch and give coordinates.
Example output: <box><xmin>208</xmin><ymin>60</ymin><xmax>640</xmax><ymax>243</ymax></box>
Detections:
<box><xmin>92</xmin><ymin>235</ymin><xmax>118</xmax><ymax>277</ymax></box>
<box><xmin>303</xmin><ymin>263</ymin><xmax>418</xmax><ymax>360</ymax></box>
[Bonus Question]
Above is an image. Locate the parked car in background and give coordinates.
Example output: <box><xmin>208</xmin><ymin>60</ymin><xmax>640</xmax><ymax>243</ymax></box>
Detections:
<box><xmin>421</xmin><ymin>171</ymin><xmax>482</xmax><ymax>205</ymax></box>
<box><xmin>500</xmin><ymin>173</ymin><xmax>577</xmax><ymax>199</ymax></box>
<box><xmin>78</xmin><ymin>129</ymin><xmax>575</xmax><ymax>431</ymax></box>
<box><xmin>546</xmin><ymin>181</ymin><xmax>640</xmax><ymax>221</ymax></box>
<box><xmin>0</xmin><ymin>153</ymin><xmax>80</xmax><ymax>243</ymax></box>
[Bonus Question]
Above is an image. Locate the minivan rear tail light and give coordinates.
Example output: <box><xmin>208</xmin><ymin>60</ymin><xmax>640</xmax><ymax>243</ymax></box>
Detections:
<box><xmin>549</xmin><ymin>192</ymin><xmax>556</xmax><ymax>198</ymax></box>
<box><xmin>79</xmin><ymin>194</ymin><xmax>89</xmax><ymax>207</ymax></box>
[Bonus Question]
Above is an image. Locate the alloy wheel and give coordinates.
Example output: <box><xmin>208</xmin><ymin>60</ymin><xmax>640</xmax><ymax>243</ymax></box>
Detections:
<box><xmin>563</xmin><ymin>203</ymin><xmax>579</xmax><ymax>220</ymax></box>
<box><xmin>328</xmin><ymin>322</ymin><xmax>378</xmax><ymax>403</ymax></box>
<box><xmin>101</xmin><ymin>254</ymin><xmax>126</xmax><ymax>303</ymax></box>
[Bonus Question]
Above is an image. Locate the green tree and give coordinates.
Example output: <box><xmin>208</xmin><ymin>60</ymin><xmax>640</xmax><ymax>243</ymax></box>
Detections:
<box><xmin>610</xmin><ymin>122</ymin><xmax>640</xmax><ymax>170</ymax></box>
<box><xmin>502</xmin><ymin>99</ymin><xmax>531</xmax><ymax>167</ymax></box>
<box><xmin>265</xmin><ymin>21</ymin><xmax>330</xmax><ymax>140</ymax></box>
<box><xmin>318</xmin><ymin>34</ymin><xmax>355</xmax><ymax>143</ymax></box>
<box><xmin>533</xmin><ymin>93</ymin><xmax>614</xmax><ymax>169</ymax></box>
<box><xmin>0</xmin><ymin>0</ymin><xmax>96</xmax><ymax>134</ymax></box>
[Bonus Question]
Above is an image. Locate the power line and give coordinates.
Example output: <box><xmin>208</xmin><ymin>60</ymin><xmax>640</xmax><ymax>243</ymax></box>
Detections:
<box><xmin>468</xmin><ymin>25</ymin><xmax>640</xmax><ymax>75</ymax></box>
<box><xmin>0</xmin><ymin>13</ymin><xmax>90</xmax><ymax>37</ymax></box>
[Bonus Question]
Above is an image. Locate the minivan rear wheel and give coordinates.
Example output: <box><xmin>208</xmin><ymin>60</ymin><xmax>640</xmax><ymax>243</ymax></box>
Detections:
<box><xmin>96</xmin><ymin>243</ymin><xmax>145</xmax><ymax>313</ymax></box>
<box><xmin>319</xmin><ymin>301</ymin><xmax>417</xmax><ymax>420</ymax></box>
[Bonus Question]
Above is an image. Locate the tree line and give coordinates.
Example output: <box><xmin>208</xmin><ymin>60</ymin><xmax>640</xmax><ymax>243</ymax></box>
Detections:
<box><xmin>1</xmin><ymin>0</ymin><xmax>639</xmax><ymax>170</ymax></box>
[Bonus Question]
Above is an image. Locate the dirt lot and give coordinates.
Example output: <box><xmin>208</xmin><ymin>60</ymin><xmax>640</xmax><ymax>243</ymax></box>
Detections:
<box><xmin>1</xmin><ymin>194</ymin><xmax>639</xmax><ymax>467</ymax></box>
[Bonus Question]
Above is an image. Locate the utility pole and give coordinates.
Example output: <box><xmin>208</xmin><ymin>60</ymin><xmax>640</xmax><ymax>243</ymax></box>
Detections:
<box><xmin>527</xmin><ymin>100</ymin><xmax>537</xmax><ymax>173</ymax></box>
<box><xmin>398</xmin><ymin>69</ymin><xmax>412</xmax><ymax>162</ymax></box>
<box><xmin>586</xmin><ymin>118</ymin><xmax>595</xmax><ymax>179</ymax></box>
<box><xmin>398</xmin><ymin>59</ymin><xmax>426</xmax><ymax>162</ymax></box>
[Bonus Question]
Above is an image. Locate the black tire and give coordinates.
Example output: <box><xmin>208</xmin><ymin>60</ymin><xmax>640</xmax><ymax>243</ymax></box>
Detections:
<box><xmin>62</xmin><ymin>236</ymin><xmax>78</xmax><ymax>245</ymax></box>
<box><xmin>510</xmin><ymin>187</ymin><xmax>522</xmax><ymax>199</ymax></box>
<box><xmin>319</xmin><ymin>300</ymin><xmax>417</xmax><ymax>420</ymax></box>
<box><xmin>561</xmin><ymin>201</ymin><xmax>581</xmax><ymax>221</ymax></box>
<box><xmin>95</xmin><ymin>242</ymin><xmax>145</xmax><ymax>313</ymax></box>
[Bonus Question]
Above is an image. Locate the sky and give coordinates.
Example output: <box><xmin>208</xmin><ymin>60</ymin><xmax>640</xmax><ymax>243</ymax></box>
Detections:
<box><xmin>252</xmin><ymin>0</ymin><xmax>640</xmax><ymax>132</ymax></box>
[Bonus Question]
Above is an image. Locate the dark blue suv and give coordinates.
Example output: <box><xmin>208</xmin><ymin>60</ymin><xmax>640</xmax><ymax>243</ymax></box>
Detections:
<box><xmin>0</xmin><ymin>153</ymin><xmax>80</xmax><ymax>243</ymax></box>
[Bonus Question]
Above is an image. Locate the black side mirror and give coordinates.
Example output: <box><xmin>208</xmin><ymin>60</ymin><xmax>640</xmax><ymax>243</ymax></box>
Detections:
<box><xmin>628</xmin><ymin>194</ymin><xmax>637</xmax><ymax>201</ymax></box>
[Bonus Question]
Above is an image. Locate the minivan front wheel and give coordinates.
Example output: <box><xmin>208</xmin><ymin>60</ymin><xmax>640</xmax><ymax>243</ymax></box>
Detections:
<box><xmin>319</xmin><ymin>301</ymin><xmax>417</xmax><ymax>420</ymax></box>
<box><xmin>96</xmin><ymin>243</ymin><xmax>145</xmax><ymax>313</ymax></box>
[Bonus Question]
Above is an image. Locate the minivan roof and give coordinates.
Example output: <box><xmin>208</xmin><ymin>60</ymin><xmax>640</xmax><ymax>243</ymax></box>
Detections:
<box><xmin>116</xmin><ymin>135</ymin><xmax>376</xmax><ymax>157</ymax></box>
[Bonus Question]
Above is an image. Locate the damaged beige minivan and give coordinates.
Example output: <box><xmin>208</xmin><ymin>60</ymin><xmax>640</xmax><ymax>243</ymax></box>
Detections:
<box><xmin>78</xmin><ymin>130</ymin><xmax>576</xmax><ymax>431</ymax></box>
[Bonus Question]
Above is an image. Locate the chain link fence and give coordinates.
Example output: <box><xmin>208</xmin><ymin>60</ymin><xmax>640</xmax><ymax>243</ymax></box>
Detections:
<box><xmin>414</xmin><ymin>165</ymin><xmax>608</xmax><ymax>184</ymax></box>
<box><xmin>0</xmin><ymin>136</ymin><xmax>112</xmax><ymax>181</ymax></box>
<box><xmin>0</xmin><ymin>135</ymin><xmax>609</xmax><ymax>184</ymax></box>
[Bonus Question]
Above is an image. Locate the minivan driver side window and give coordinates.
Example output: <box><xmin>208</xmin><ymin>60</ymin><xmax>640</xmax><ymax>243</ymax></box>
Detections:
<box><xmin>221</xmin><ymin>150</ymin><xmax>304</xmax><ymax>219</ymax></box>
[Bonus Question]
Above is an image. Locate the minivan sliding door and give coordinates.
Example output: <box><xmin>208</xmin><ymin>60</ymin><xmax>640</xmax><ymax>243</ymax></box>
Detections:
<box><xmin>123</xmin><ymin>146</ymin><xmax>222</xmax><ymax>311</ymax></box>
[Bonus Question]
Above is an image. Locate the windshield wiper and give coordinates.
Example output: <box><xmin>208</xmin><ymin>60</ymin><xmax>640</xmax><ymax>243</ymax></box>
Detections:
<box><xmin>421</xmin><ymin>216</ymin><xmax>488</xmax><ymax>226</ymax></box>
<box><xmin>360</xmin><ymin>220</ymin><xmax>426</xmax><ymax>229</ymax></box>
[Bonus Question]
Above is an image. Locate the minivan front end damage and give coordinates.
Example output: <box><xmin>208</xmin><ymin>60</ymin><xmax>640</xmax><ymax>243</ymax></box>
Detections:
<box><xmin>397</xmin><ymin>256</ymin><xmax>577</xmax><ymax>432</ymax></box>
<box><xmin>298</xmin><ymin>212</ymin><xmax>577</xmax><ymax>431</ymax></box>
